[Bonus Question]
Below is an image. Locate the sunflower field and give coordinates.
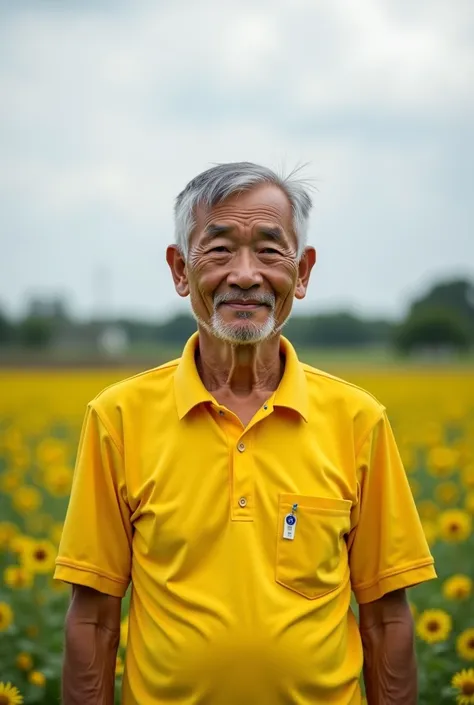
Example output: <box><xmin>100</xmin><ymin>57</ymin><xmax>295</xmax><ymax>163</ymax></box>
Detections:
<box><xmin>1</xmin><ymin>366</ymin><xmax>474</xmax><ymax>705</ymax></box>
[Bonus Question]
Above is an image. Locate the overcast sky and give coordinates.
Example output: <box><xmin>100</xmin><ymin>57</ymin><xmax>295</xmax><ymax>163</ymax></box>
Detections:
<box><xmin>1</xmin><ymin>0</ymin><xmax>473</xmax><ymax>321</ymax></box>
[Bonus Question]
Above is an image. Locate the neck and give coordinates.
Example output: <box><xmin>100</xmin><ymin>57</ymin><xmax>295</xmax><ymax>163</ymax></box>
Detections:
<box><xmin>195</xmin><ymin>326</ymin><xmax>284</xmax><ymax>397</ymax></box>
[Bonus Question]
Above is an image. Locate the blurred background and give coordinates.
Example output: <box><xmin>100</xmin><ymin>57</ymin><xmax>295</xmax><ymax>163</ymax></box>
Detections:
<box><xmin>1</xmin><ymin>2</ymin><xmax>474</xmax><ymax>705</ymax></box>
<box><xmin>0</xmin><ymin>0</ymin><xmax>473</xmax><ymax>364</ymax></box>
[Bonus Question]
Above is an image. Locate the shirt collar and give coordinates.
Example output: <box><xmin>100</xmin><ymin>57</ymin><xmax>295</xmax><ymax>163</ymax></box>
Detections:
<box><xmin>174</xmin><ymin>333</ymin><xmax>214</xmax><ymax>420</ymax></box>
<box><xmin>174</xmin><ymin>332</ymin><xmax>308</xmax><ymax>422</ymax></box>
<box><xmin>273</xmin><ymin>336</ymin><xmax>309</xmax><ymax>422</ymax></box>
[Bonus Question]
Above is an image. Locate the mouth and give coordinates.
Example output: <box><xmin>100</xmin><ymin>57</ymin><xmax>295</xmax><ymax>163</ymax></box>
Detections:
<box><xmin>221</xmin><ymin>301</ymin><xmax>267</xmax><ymax>310</ymax></box>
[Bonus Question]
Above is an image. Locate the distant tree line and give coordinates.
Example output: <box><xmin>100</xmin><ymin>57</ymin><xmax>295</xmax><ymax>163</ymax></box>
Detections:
<box><xmin>0</xmin><ymin>278</ymin><xmax>473</xmax><ymax>357</ymax></box>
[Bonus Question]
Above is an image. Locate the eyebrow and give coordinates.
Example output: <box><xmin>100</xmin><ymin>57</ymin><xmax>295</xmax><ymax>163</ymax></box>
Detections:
<box><xmin>204</xmin><ymin>224</ymin><xmax>286</xmax><ymax>244</ymax></box>
<box><xmin>258</xmin><ymin>226</ymin><xmax>285</xmax><ymax>243</ymax></box>
<box><xmin>204</xmin><ymin>224</ymin><xmax>232</xmax><ymax>238</ymax></box>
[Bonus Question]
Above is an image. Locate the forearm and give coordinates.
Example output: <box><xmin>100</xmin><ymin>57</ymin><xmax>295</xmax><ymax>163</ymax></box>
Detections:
<box><xmin>62</xmin><ymin>618</ymin><xmax>119</xmax><ymax>705</ymax></box>
<box><xmin>62</xmin><ymin>586</ymin><xmax>121</xmax><ymax>705</ymax></box>
<box><xmin>362</xmin><ymin>612</ymin><xmax>417</xmax><ymax>705</ymax></box>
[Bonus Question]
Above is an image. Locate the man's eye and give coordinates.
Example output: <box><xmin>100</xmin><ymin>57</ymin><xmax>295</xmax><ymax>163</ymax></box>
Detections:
<box><xmin>260</xmin><ymin>247</ymin><xmax>280</xmax><ymax>255</ymax></box>
<box><xmin>209</xmin><ymin>246</ymin><xmax>230</xmax><ymax>253</ymax></box>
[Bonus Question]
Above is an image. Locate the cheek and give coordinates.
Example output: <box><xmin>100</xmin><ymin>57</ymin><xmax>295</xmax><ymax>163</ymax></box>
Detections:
<box><xmin>268</xmin><ymin>264</ymin><xmax>298</xmax><ymax>314</ymax></box>
<box><xmin>192</xmin><ymin>271</ymin><xmax>219</xmax><ymax>298</ymax></box>
<box><xmin>187</xmin><ymin>261</ymin><xmax>225</xmax><ymax>307</ymax></box>
<box><xmin>268</xmin><ymin>261</ymin><xmax>298</xmax><ymax>294</ymax></box>
<box><xmin>190</xmin><ymin>255</ymin><xmax>231</xmax><ymax>289</ymax></box>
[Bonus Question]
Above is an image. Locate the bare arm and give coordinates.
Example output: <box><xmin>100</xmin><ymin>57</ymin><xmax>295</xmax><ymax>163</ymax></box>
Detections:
<box><xmin>62</xmin><ymin>585</ymin><xmax>122</xmax><ymax>705</ymax></box>
<box><xmin>360</xmin><ymin>589</ymin><xmax>417</xmax><ymax>705</ymax></box>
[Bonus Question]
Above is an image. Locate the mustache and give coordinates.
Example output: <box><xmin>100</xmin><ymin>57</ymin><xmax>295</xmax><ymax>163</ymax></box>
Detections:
<box><xmin>213</xmin><ymin>290</ymin><xmax>276</xmax><ymax>309</ymax></box>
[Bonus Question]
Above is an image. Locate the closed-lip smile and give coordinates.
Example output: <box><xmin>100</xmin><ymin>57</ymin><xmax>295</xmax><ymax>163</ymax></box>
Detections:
<box><xmin>222</xmin><ymin>300</ymin><xmax>265</xmax><ymax>309</ymax></box>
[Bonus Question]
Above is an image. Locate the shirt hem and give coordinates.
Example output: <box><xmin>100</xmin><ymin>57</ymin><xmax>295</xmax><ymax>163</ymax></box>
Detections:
<box><xmin>353</xmin><ymin>562</ymin><xmax>437</xmax><ymax>604</ymax></box>
<box><xmin>54</xmin><ymin>560</ymin><xmax>129</xmax><ymax>597</ymax></box>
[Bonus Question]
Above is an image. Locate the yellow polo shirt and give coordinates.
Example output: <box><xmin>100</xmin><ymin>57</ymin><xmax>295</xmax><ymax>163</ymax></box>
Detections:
<box><xmin>55</xmin><ymin>334</ymin><xmax>436</xmax><ymax>705</ymax></box>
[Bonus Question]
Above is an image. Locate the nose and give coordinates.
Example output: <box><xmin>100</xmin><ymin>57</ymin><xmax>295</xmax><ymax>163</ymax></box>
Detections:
<box><xmin>226</xmin><ymin>248</ymin><xmax>263</xmax><ymax>290</ymax></box>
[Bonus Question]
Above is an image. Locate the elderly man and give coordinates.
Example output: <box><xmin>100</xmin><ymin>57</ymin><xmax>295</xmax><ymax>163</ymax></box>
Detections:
<box><xmin>55</xmin><ymin>162</ymin><xmax>436</xmax><ymax>705</ymax></box>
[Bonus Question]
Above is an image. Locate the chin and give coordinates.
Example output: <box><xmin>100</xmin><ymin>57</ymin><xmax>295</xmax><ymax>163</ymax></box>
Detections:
<box><xmin>208</xmin><ymin>312</ymin><xmax>277</xmax><ymax>344</ymax></box>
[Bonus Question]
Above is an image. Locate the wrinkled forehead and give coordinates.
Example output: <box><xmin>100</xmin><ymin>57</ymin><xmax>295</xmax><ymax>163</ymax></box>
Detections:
<box><xmin>194</xmin><ymin>184</ymin><xmax>294</xmax><ymax>232</ymax></box>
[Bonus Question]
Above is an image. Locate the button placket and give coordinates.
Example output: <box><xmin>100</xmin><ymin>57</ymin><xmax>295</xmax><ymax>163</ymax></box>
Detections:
<box><xmin>232</xmin><ymin>432</ymin><xmax>254</xmax><ymax>521</ymax></box>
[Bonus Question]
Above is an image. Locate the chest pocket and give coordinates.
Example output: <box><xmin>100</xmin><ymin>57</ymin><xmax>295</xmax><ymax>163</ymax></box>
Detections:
<box><xmin>276</xmin><ymin>493</ymin><xmax>352</xmax><ymax>600</ymax></box>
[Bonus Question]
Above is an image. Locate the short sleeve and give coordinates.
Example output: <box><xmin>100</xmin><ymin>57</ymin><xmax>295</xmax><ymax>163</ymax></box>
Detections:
<box><xmin>348</xmin><ymin>410</ymin><xmax>436</xmax><ymax>604</ymax></box>
<box><xmin>54</xmin><ymin>403</ymin><xmax>132</xmax><ymax>597</ymax></box>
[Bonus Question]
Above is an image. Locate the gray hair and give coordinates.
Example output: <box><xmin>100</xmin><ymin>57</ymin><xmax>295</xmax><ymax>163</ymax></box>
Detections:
<box><xmin>174</xmin><ymin>162</ymin><xmax>313</xmax><ymax>260</ymax></box>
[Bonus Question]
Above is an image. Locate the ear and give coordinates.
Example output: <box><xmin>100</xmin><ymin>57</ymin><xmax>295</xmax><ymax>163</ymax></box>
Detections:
<box><xmin>166</xmin><ymin>245</ymin><xmax>190</xmax><ymax>298</ymax></box>
<box><xmin>294</xmin><ymin>247</ymin><xmax>316</xmax><ymax>300</ymax></box>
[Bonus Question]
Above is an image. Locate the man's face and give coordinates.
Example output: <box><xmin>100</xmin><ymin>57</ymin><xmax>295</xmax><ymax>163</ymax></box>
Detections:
<box><xmin>168</xmin><ymin>184</ymin><xmax>315</xmax><ymax>344</ymax></box>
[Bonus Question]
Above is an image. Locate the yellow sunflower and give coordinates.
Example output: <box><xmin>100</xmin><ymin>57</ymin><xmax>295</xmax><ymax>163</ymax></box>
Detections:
<box><xmin>465</xmin><ymin>492</ymin><xmax>474</xmax><ymax>515</ymax></box>
<box><xmin>457</xmin><ymin>629</ymin><xmax>474</xmax><ymax>662</ymax></box>
<box><xmin>417</xmin><ymin>500</ymin><xmax>440</xmax><ymax>521</ymax></box>
<box><xmin>439</xmin><ymin>510</ymin><xmax>472</xmax><ymax>543</ymax></box>
<box><xmin>10</xmin><ymin>447</ymin><xmax>31</xmax><ymax>471</ymax></box>
<box><xmin>0</xmin><ymin>470</ymin><xmax>23</xmax><ymax>494</ymax></box>
<box><xmin>28</xmin><ymin>672</ymin><xmax>45</xmax><ymax>688</ymax></box>
<box><xmin>21</xmin><ymin>540</ymin><xmax>57</xmax><ymax>575</ymax></box>
<box><xmin>43</xmin><ymin>465</ymin><xmax>73</xmax><ymax>497</ymax></box>
<box><xmin>442</xmin><ymin>575</ymin><xmax>473</xmax><ymax>601</ymax></box>
<box><xmin>452</xmin><ymin>668</ymin><xmax>474</xmax><ymax>704</ymax></box>
<box><xmin>12</xmin><ymin>486</ymin><xmax>42</xmax><ymax>515</ymax></box>
<box><xmin>435</xmin><ymin>481</ymin><xmax>460</xmax><ymax>505</ymax></box>
<box><xmin>3</xmin><ymin>566</ymin><xmax>33</xmax><ymax>590</ymax></box>
<box><xmin>0</xmin><ymin>602</ymin><xmax>14</xmax><ymax>632</ymax></box>
<box><xmin>427</xmin><ymin>446</ymin><xmax>458</xmax><ymax>478</ymax></box>
<box><xmin>0</xmin><ymin>522</ymin><xmax>19</xmax><ymax>550</ymax></box>
<box><xmin>16</xmin><ymin>653</ymin><xmax>33</xmax><ymax>671</ymax></box>
<box><xmin>9</xmin><ymin>535</ymin><xmax>34</xmax><ymax>558</ymax></box>
<box><xmin>416</xmin><ymin>609</ymin><xmax>452</xmax><ymax>644</ymax></box>
<box><xmin>0</xmin><ymin>682</ymin><xmax>24</xmax><ymax>705</ymax></box>
<box><xmin>36</xmin><ymin>437</ymin><xmax>68</xmax><ymax>467</ymax></box>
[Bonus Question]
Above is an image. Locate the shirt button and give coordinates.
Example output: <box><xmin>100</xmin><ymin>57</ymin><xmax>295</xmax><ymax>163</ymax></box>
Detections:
<box><xmin>219</xmin><ymin>410</ymin><xmax>225</xmax><ymax>416</ymax></box>
<box><xmin>237</xmin><ymin>442</ymin><xmax>246</xmax><ymax>452</ymax></box>
<box><xmin>238</xmin><ymin>497</ymin><xmax>247</xmax><ymax>507</ymax></box>
<box><xmin>263</xmin><ymin>404</ymin><xmax>268</xmax><ymax>410</ymax></box>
